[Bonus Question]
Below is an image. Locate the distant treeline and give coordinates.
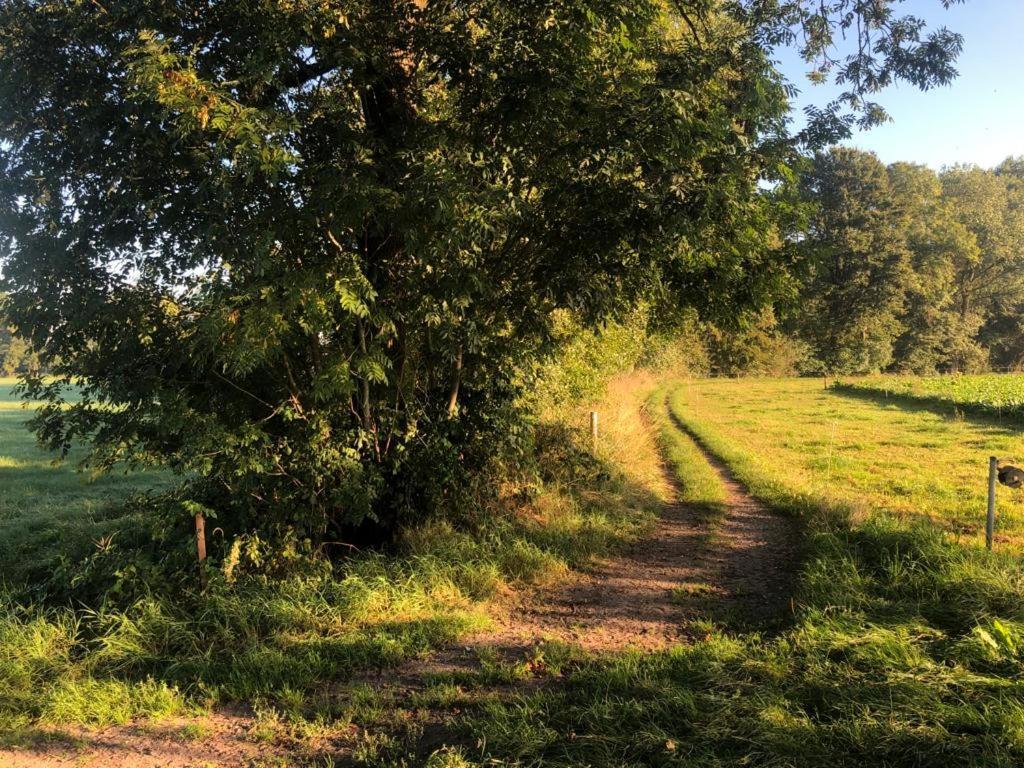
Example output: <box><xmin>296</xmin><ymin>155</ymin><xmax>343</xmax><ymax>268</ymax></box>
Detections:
<box><xmin>705</xmin><ymin>148</ymin><xmax>1024</xmax><ymax>377</ymax></box>
<box><xmin>0</xmin><ymin>296</ymin><xmax>40</xmax><ymax>376</ymax></box>
<box><xmin>0</xmin><ymin>323</ymin><xmax>40</xmax><ymax>376</ymax></box>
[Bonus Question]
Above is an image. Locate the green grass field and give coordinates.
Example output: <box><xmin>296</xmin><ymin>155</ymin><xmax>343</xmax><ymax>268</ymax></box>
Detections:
<box><xmin>4</xmin><ymin>375</ymin><xmax>1024</xmax><ymax>766</ymax></box>
<box><xmin>0</xmin><ymin>378</ymin><xmax>175</xmax><ymax>588</ymax></box>
<box><xmin>0</xmin><ymin>376</ymin><xmax>662</xmax><ymax>752</ymax></box>
<box><xmin>427</xmin><ymin>379</ymin><xmax>1024</xmax><ymax>768</ymax></box>
<box><xmin>674</xmin><ymin>377</ymin><xmax>1024</xmax><ymax>550</ymax></box>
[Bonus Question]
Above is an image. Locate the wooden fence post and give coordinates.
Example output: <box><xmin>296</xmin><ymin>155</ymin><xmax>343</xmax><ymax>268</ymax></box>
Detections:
<box><xmin>987</xmin><ymin>456</ymin><xmax>997</xmax><ymax>551</ymax></box>
<box><xmin>590</xmin><ymin>411</ymin><xmax>599</xmax><ymax>450</ymax></box>
<box><xmin>195</xmin><ymin>512</ymin><xmax>208</xmax><ymax>588</ymax></box>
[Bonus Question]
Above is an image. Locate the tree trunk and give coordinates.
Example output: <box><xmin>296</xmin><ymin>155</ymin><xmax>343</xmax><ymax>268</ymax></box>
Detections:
<box><xmin>358</xmin><ymin>320</ymin><xmax>373</xmax><ymax>431</ymax></box>
<box><xmin>447</xmin><ymin>347</ymin><xmax>463</xmax><ymax>418</ymax></box>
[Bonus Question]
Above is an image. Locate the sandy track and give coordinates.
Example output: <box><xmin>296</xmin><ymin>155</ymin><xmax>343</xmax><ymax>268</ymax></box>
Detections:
<box><xmin>478</xmin><ymin>403</ymin><xmax>798</xmax><ymax>651</ymax></box>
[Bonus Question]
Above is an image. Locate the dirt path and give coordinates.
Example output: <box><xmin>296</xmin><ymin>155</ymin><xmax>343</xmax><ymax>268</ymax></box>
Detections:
<box><xmin>0</xmin><ymin>714</ymin><xmax>286</xmax><ymax>768</ymax></box>
<box><xmin>474</xmin><ymin>404</ymin><xmax>798</xmax><ymax>651</ymax></box>
<box><xmin>679</xmin><ymin>416</ymin><xmax>798</xmax><ymax>627</ymax></box>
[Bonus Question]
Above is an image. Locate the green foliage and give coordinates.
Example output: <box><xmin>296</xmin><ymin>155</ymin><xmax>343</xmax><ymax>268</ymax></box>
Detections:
<box><xmin>0</xmin><ymin>0</ymin><xmax>802</xmax><ymax>542</ymax></box>
<box><xmin>708</xmin><ymin>307</ymin><xmax>812</xmax><ymax>377</ymax></box>
<box><xmin>0</xmin><ymin>330</ymin><xmax>38</xmax><ymax>377</ymax></box>
<box><xmin>0</xmin><ymin>368</ymin><xmax>659</xmax><ymax>730</ymax></box>
<box><xmin>888</xmin><ymin>162</ymin><xmax>986</xmax><ymax>374</ymax></box>
<box><xmin>793</xmin><ymin>147</ymin><xmax>912</xmax><ymax>374</ymax></box>
<box><xmin>0</xmin><ymin>301</ymin><xmax>40</xmax><ymax>376</ymax></box>
<box><xmin>0</xmin><ymin>0</ymin><xmax>970</xmax><ymax>543</ymax></box>
<box><xmin>533</xmin><ymin>307</ymin><xmax>708</xmax><ymax>408</ymax></box>
<box><xmin>786</xmin><ymin>152</ymin><xmax>1024</xmax><ymax>376</ymax></box>
<box><xmin>747</xmin><ymin>0</ymin><xmax>967</xmax><ymax>145</ymax></box>
<box><xmin>944</xmin><ymin>165</ymin><xmax>1024</xmax><ymax>371</ymax></box>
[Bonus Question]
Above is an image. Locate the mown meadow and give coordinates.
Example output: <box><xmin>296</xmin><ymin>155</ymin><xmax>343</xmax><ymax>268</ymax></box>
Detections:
<box><xmin>0</xmin><ymin>378</ymin><xmax>175</xmax><ymax>590</ymax></box>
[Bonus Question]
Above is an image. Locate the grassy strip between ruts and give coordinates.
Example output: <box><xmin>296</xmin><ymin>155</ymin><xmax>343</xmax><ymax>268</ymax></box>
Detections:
<box><xmin>646</xmin><ymin>383</ymin><xmax>727</xmax><ymax>519</ymax></box>
<box><xmin>367</xmin><ymin>380</ymin><xmax>1024</xmax><ymax>768</ymax></box>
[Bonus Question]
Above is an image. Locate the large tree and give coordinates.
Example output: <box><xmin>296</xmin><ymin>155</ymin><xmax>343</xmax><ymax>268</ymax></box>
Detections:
<box><xmin>794</xmin><ymin>147</ymin><xmax>912</xmax><ymax>374</ymax></box>
<box><xmin>0</xmin><ymin>323</ymin><xmax>40</xmax><ymax>377</ymax></box>
<box><xmin>941</xmin><ymin>166</ymin><xmax>1024</xmax><ymax>371</ymax></box>
<box><xmin>887</xmin><ymin>162</ymin><xmax>982</xmax><ymax>373</ymax></box>
<box><xmin>978</xmin><ymin>158</ymin><xmax>1024</xmax><ymax>369</ymax></box>
<box><xmin>0</xmin><ymin>1</ymin><xmax>967</xmax><ymax>542</ymax></box>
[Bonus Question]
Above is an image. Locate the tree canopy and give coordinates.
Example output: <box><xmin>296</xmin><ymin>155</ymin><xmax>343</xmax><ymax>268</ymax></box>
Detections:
<box><xmin>0</xmin><ymin>0</ymin><xmax>969</xmax><ymax>541</ymax></box>
<box><xmin>780</xmin><ymin>150</ymin><xmax>1024</xmax><ymax>375</ymax></box>
<box><xmin>795</xmin><ymin>147</ymin><xmax>912</xmax><ymax>374</ymax></box>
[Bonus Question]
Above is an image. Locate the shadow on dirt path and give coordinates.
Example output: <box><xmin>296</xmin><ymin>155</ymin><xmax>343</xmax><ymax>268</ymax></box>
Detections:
<box><xmin>461</xmin><ymin>398</ymin><xmax>799</xmax><ymax>653</ymax></box>
<box><xmin>665</xmin><ymin>408</ymin><xmax>799</xmax><ymax>629</ymax></box>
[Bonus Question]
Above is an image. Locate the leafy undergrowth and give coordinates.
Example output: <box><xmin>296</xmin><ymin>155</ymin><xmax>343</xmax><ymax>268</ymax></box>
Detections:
<box><xmin>0</xmin><ymin>375</ymin><xmax>663</xmax><ymax>739</ymax></box>
<box><xmin>838</xmin><ymin>373</ymin><xmax>1024</xmax><ymax>425</ymax></box>
<box><xmin>340</xmin><ymin>380</ymin><xmax>1024</xmax><ymax>768</ymax></box>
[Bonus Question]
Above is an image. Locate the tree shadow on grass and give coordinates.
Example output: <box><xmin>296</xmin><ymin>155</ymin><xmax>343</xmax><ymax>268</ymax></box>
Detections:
<box><xmin>366</xmin><ymin>515</ymin><xmax>1024</xmax><ymax>768</ymax></box>
<box><xmin>8</xmin><ymin>433</ymin><xmax>1020</xmax><ymax>767</ymax></box>
<box><xmin>0</xmin><ymin>404</ymin><xmax>811</xmax><ymax>765</ymax></box>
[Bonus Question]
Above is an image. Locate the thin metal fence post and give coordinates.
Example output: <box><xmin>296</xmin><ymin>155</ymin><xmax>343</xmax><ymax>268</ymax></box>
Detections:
<box><xmin>987</xmin><ymin>456</ymin><xmax>997</xmax><ymax>551</ymax></box>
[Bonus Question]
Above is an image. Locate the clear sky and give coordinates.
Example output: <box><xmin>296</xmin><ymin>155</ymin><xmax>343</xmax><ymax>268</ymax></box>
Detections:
<box><xmin>774</xmin><ymin>0</ymin><xmax>1024</xmax><ymax>170</ymax></box>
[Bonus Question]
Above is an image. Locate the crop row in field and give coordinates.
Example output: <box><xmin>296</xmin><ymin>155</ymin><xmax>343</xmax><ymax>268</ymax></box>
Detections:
<box><xmin>838</xmin><ymin>373</ymin><xmax>1024</xmax><ymax>422</ymax></box>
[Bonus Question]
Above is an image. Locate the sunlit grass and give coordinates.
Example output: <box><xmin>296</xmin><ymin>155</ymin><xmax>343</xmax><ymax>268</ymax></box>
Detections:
<box><xmin>648</xmin><ymin>383</ymin><xmax>726</xmax><ymax>516</ymax></box>
<box><xmin>7</xmin><ymin>374</ymin><xmax>1024</xmax><ymax>766</ymax></box>
<box><xmin>0</xmin><ymin>378</ymin><xmax>175</xmax><ymax>588</ymax></box>
<box><xmin>843</xmin><ymin>373</ymin><xmax>1024</xmax><ymax>421</ymax></box>
<box><xmin>395</xmin><ymin>381</ymin><xmax>1024</xmax><ymax>768</ymax></box>
<box><xmin>668</xmin><ymin>377</ymin><xmax>1024</xmax><ymax>551</ymax></box>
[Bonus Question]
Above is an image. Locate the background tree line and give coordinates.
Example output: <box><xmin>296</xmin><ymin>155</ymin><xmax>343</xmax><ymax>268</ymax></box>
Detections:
<box><xmin>704</xmin><ymin>148</ymin><xmax>1024</xmax><ymax>377</ymax></box>
<box><xmin>0</xmin><ymin>300</ymin><xmax>40</xmax><ymax>376</ymax></box>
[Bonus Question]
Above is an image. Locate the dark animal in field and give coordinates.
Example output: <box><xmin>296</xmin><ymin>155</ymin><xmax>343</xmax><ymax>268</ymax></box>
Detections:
<box><xmin>998</xmin><ymin>465</ymin><xmax>1024</xmax><ymax>489</ymax></box>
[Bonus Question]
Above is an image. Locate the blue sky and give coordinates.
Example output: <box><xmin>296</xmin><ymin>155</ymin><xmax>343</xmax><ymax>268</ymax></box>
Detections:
<box><xmin>773</xmin><ymin>0</ymin><xmax>1024</xmax><ymax>169</ymax></box>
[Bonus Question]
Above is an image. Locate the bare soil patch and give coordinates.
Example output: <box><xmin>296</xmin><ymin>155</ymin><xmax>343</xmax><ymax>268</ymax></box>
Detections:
<box><xmin>0</xmin><ymin>712</ymin><xmax>285</xmax><ymax>768</ymax></box>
